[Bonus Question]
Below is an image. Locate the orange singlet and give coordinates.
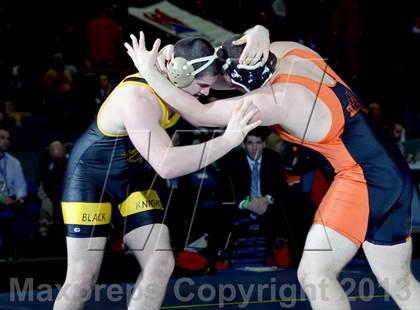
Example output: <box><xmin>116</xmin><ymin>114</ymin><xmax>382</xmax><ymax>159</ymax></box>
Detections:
<box><xmin>272</xmin><ymin>49</ymin><xmax>413</xmax><ymax>247</ymax></box>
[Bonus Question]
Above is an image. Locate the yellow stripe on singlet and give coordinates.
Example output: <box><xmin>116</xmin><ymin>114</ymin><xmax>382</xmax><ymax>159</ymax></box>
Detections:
<box><xmin>61</xmin><ymin>202</ymin><xmax>112</xmax><ymax>225</ymax></box>
<box><xmin>118</xmin><ymin>190</ymin><xmax>164</xmax><ymax>217</ymax></box>
<box><xmin>97</xmin><ymin>74</ymin><xmax>180</xmax><ymax>137</ymax></box>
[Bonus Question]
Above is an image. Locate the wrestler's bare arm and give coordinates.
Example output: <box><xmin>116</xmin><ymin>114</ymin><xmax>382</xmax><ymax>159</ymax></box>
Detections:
<box><xmin>180</xmin><ymin>85</ymin><xmax>285</xmax><ymax>127</ymax></box>
<box><xmin>195</xmin><ymin>80</ymin><xmax>333</xmax><ymax>143</ymax></box>
<box><xmin>125</xmin><ymin>34</ymin><xmax>282</xmax><ymax>127</ymax></box>
<box><xmin>120</xmin><ymin>86</ymin><xmax>260</xmax><ymax>179</ymax></box>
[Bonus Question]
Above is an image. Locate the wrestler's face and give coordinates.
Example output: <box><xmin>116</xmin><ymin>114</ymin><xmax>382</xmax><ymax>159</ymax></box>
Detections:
<box><xmin>244</xmin><ymin>135</ymin><xmax>264</xmax><ymax>160</ymax></box>
<box><xmin>182</xmin><ymin>74</ymin><xmax>218</xmax><ymax>97</ymax></box>
<box><xmin>0</xmin><ymin>129</ymin><xmax>10</xmax><ymax>153</ymax></box>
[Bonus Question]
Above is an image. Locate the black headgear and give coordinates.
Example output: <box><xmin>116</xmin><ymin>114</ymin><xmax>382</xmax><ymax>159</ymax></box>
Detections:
<box><xmin>218</xmin><ymin>49</ymin><xmax>277</xmax><ymax>92</ymax></box>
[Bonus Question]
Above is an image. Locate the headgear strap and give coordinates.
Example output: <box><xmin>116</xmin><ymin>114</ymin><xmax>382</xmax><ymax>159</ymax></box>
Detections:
<box><xmin>219</xmin><ymin>48</ymin><xmax>277</xmax><ymax>92</ymax></box>
<box><xmin>167</xmin><ymin>49</ymin><xmax>218</xmax><ymax>88</ymax></box>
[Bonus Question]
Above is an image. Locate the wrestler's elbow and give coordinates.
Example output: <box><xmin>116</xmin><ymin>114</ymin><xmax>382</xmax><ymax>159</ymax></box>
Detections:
<box><xmin>158</xmin><ymin>171</ymin><xmax>172</xmax><ymax>180</ymax></box>
<box><xmin>155</xmin><ymin>163</ymin><xmax>179</xmax><ymax>180</ymax></box>
<box><xmin>154</xmin><ymin>165</ymin><xmax>172</xmax><ymax>180</ymax></box>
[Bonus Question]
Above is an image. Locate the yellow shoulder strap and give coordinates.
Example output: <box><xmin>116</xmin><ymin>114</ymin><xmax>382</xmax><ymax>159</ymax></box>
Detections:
<box><xmin>119</xmin><ymin>74</ymin><xmax>181</xmax><ymax>129</ymax></box>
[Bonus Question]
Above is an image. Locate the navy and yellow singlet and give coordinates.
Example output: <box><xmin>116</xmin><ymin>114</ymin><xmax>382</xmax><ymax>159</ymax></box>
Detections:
<box><xmin>61</xmin><ymin>74</ymin><xmax>180</xmax><ymax>237</ymax></box>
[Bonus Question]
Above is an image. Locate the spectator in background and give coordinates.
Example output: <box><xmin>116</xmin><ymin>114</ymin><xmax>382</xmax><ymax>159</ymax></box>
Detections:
<box><xmin>265</xmin><ymin>130</ymin><xmax>286</xmax><ymax>155</ymax></box>
<box><xmin>42</xmin><ymin>52</ymin><xmax>74</xmax><ymax>118</ymax></box>
<box><xmin>54</xmin><ymin>18</ymin><xmax>83</xmax><ymax>67</ymax></box>
<box><xmin>0</xmin><ymin>128</ymin><xmax>27</xmax><ymax>207</ymax></box>
<box><xmin>7</xmin><ymin>65</ymin><xmax>31</xmax><ymax>112</ymax></box>
<box><xmin>0</xmin><ymin>112</ymin><xmax>15</xmax><ymax>131</ymax></box>
<box><xmin>388</xmin><ymin>122</ymin><xmax>420</xmax><ymax>170</ymax></box>
<box><xmin>407</xmin><ymin>150</ymin><xmax>420</xmax><ymax>170</ymax></box>
<box><xmin>272</xmin><ymin>0</ymin><xmax>287</xmax><ymax>20</ymax></box>
<box><xmin>216</xmin><ymin>127</ymin><xmax>302</xmax><ymax>267</ymax></box>
<box><xmin>38</xmin><ymin>141</ymin><xmax>69</xmax><ymax>250</ymax></box>
<box><xmin>43</xmin><ymin>53</ymin><xmax>73</xmax><ymax>96</ymax></box>
<box><xmin>94</xmin><ymin>74</ymin><xmax>114</xmax><ymax>109</ymax></box>
<box><xmin>390</xmin><ymin>121</ymin><xmax>406</xmax><ymax>154</ymax></box>
<box><xmin>0</xmin><ymin>128</ymin><xmax>27</xmax><ymax>259</ymax></box>
<box><xmin>368</xmin><ymin>101</ymin><xmax>383</xmax><ymax>126</ymax></box>
<box><xmin>85</xmin><ymin>7</ymin><xmax>123</xmax><ymax>68</ymax></box>
<box><xmin>331</xmin><ymin>0</ymin><xmax>364</xmax><ymax>80</ymax></box>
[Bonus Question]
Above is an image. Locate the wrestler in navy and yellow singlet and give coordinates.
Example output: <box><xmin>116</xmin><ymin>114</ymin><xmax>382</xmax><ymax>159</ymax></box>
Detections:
<box><xmin>273</xmin><ymin>49</ymin><xmax>414</xmax><ymax>246</ymax></box>
<box><xmin>61</xmin><ymin>74</ymin><xmax>180</xmax><ymax>237</ymax></box>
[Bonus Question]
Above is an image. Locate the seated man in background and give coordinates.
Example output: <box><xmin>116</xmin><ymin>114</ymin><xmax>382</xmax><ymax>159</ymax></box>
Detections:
<box><xmin>215</xmin><ymin>127</ymin><xmax>302</xmax><ymax>268</ymax></box>
<box><xmin>0</xmin><ymin>128</ymin><xmax>35</xmax><ymax>259</ymax></box>
<box><xmin>38</xmin><ymin>140</ymin><xmax>69</xmax><ymax>254</ymax></box>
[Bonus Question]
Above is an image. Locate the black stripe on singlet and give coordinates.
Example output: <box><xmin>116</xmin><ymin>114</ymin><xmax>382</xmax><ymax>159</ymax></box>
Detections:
<box><xmin>123</xmin><ymin>77</ymin><xmax>147</xmax><ymax>84</ymax></box>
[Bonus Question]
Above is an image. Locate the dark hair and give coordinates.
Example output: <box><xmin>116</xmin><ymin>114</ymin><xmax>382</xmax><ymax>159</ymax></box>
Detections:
<box><xmin>0</xmin><ymin>127</ymin><xmax>10</xmax><ymax>133</ymax></box>
<box><xmin>245</xmin><ymin>127</ymin><xmax>271</xmax><ymax>142</ymax></box>
<box><xmin>218</xmin><ymin>34</ymin><xmax>244</xmax><ymax>65</ymax></box>
<box><xmin>174</xmin><ymin>37</ymin><xmax>220</xmax><ymax>77</ymax></box>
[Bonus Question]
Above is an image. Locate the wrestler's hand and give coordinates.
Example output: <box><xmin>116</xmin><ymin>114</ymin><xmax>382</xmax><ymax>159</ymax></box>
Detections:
<box><xmin>233</xmin><ymin>25</ymin><xmax>270</xmax><ymax>66</ymax></box>
<box><xmin>248</xmin><ymin>197</ymin><xmax>269</xmax><ymax>215</ymax></box>
<box><xmin>223</xmin><ymin>98</ymin><xmax>261</xmax><ymax>148</ymax></box>
<box><xmin>156</xmin><ymin>44</ymin><xmax>174</xmax><ymax>73</ymax></box>
<box><xmin>124</xmin><ymin>31</ymin><xmax>161</xmax><ymax>74</ymax></box>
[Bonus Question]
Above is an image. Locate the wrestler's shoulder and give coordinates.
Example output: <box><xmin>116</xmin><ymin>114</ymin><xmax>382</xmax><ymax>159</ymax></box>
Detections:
<box><xmin>108</xmin><ymin>82</ymin><xmax>159</xmax><ymax>109</ymax></box>
<box><xmin>270</xmin><ymin>41</ymin><xmax>320</xmax><ymax>58</ymax></box>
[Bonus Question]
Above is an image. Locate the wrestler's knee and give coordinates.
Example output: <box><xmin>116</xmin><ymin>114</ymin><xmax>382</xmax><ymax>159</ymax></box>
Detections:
<box><xmin>144</xmin><ymin>251</ymin><xmax>175</xmax><ymax>282</ymax></box>
<box><xmin>298</xmin><ymin>263</ymin><xmax>318</xmax><ymax>288</ymax></box>
<box><xmin>297</xmin><ymin>260</ymin><xmax>337</xmax><ymax>288</ymax></box>
<box><xmin>60</xmin><ymin>282</ymin><xmax>94</xmax><ymax>303</ymax></box>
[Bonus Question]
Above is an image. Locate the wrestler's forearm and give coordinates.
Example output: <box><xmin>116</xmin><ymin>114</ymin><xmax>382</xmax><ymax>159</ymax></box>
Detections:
<box><xmin>155</xmin><ymin>99</ymin><xmax>259</xmax><ymax>178</ymax></box>
<box><xmin>159</xmin><ymin>135</ymin><xmax>234</xmax><ymax>179</ymax></box>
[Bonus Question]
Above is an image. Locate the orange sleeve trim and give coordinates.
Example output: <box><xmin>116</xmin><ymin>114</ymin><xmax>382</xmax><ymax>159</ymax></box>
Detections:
<box><xmin>282</xmin><ymin>48</ymin><xmax>350</xmax><ymax>89</ymax></box>
<box><xmin>272</xmin><ymin>74</ymin><xmax>344</xmax><ymax>144</ymax></box>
